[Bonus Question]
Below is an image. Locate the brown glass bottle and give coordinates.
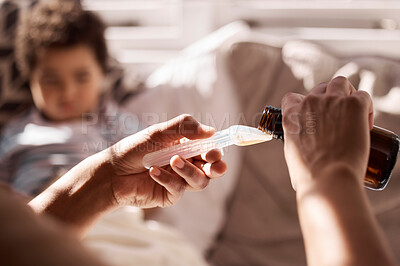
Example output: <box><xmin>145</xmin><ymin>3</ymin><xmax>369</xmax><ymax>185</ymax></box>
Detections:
<box><xmin>258</xmin><ymin>105</ymin><xmax>400</xmax><ymax>190</ymax></box>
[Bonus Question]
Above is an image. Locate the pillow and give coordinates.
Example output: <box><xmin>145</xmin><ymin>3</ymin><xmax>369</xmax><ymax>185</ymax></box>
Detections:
<box><xmin>208</xmin><ymin>40</ymin><xmax>307</xmax><ymax>266</ymax></box>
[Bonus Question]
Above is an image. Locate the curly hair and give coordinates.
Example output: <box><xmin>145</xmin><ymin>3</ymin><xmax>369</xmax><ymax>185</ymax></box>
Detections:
<box><xmin>15</xmin><ymin>0</ymin><xmax>108</xmax><ymax>78</ymax></box>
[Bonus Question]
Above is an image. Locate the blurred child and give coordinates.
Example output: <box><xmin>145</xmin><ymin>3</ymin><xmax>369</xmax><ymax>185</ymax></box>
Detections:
<box><xmin>0</xmin><ymin>0</ymin><xmax>133</xmax><ymax>196</ymax></box>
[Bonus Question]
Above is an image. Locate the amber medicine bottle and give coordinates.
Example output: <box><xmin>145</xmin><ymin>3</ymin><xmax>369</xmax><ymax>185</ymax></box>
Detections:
<box><xmin>258</xmin><ymin>106</ymin><xmax>400</xmax><ymax>190</ymax></box>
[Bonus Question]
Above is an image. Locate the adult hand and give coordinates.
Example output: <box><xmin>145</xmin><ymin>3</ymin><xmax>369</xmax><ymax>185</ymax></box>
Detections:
<box><xmin>281</xmin><ymin>76</ymin><xmax>373</xmax><ymax>192</ymax></box>
<box><xmin>30</xmin><ymin>114</ymin><xmax>227</xmax><ymax>236</ymax></box>
<box><xmin>107</xmin><ymin>114</ymin><xmax>227</xmax><ymax>208</ymax></box>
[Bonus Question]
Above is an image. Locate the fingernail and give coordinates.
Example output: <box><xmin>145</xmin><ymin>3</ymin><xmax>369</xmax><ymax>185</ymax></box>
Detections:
<box><xmin>173</xmin><ymin>155</ymin><xmax>185</xmax><ymax>169</ymax></box>
<box><xmin>198</xmin><ymin>124</ymin><xmax>214</xmax><ymax>134</ymax></box>
<box><xmin>151</xmin><ymin>167</ymin><xmax>161</xmax><ymax>176</ymax></box>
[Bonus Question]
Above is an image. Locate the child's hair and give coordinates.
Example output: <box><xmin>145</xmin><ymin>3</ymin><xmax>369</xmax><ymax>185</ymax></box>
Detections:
<box><xmin>15</xmin><ymin>0</ymin><xmax>108</xmax><ymax>78</ymax></box>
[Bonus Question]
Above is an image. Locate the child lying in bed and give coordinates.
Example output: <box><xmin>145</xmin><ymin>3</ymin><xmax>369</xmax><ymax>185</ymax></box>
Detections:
<box><xmin>0</xmin><ymin>0</ymin><xmax>127</xmax><ymax>196</ymax></box>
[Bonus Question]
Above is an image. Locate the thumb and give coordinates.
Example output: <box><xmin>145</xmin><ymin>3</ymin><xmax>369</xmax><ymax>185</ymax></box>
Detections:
<box><xmin>148</xmin><ymin>114</ymin><xmax>215</xmax><ymax>143</ymax></box>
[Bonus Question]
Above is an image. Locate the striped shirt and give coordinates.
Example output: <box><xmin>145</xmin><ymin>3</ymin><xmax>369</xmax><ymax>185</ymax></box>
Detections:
<box><xmin>0</xmin><ymin>102</ymin><xmax>139</xmax><ymax>196</ymax></box>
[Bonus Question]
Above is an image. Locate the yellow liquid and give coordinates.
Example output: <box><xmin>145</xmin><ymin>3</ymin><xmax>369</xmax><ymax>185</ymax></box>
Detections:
<box><xmin>234</xmin><ymin>130</ymin><xmax>273</xmax><ymax>146</ymax></box>
<box><xmin>236</xmin><ymin>139</ymin><xmax>270</xmax><ymax>146</ymax></box>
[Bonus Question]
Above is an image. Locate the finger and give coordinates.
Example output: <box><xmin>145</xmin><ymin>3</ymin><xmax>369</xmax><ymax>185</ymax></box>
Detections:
<box><xmin>351</xmin><ymin>90</ymin><xmax>374</xmax><ymax>130</ymax></box>
<box><xmin>200</xmin><ymin>149</ymin><xmax>222</xmax><ymax>163</ymax></box>
<box><xmin>326</xmin><ymin>76</ymin><xmax>356</xmax><ymax>96</ymax></box>
<box><xmin>149</xmin><ymin>166</ymin><xmax>186</xmax><ymax>201</ymax></box>
<box><xmin>309</xmin><ymin>82</ymin><xmax>328</xmax><ymax>95</ymax></box>
<box><xmin>170</xmin><ymin>155</ymin><xmax>210</xmax><ymax>191</ymax></box>
<box><xmin>192</xmin><ymin>149</ymin><xmax>222</xmax><ymax>162</ymax></box>
<box><xmin>193</xmin><ymin>160</ymin><xmax>227</xmax><ymax>179</ymax></box>
<box><xmin>281</xmin><ymin>92</ymin><xmax>305</xmax><ymax>116</ymax></box>
<box><xmin>148</xmin><ymin>114</ymin><xmax>215</xmax><ymax>143</ymax></box>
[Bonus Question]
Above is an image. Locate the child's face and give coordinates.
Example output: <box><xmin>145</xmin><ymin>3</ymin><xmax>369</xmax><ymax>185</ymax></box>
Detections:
<box><xmin>30</xmin><ymin>45</ymin><xmax>104</xmax><ymax>121</ymax></box>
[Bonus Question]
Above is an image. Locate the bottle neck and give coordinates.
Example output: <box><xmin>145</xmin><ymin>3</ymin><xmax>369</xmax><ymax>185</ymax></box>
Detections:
<box><xmin>258</xmin><ymin>106</ymin><xmax>284</xmax><ymax>140</ymax></box>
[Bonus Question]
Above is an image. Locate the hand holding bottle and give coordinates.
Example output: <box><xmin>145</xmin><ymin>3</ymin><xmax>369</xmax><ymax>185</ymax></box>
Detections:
<box><xmin>281</xmin><ymin>76</ymin><xmax>396</xmax><ymax>266</ymax></box>
<box><xmin>281</xmin><ymin>76</ymin><xmax>373</xmax><ymax>193</ymax></box>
